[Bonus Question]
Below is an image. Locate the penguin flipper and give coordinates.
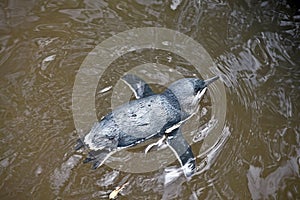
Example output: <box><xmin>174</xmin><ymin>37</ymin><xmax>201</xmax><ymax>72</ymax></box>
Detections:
<box><xmin>166</xmin><ymin>129</ymin><xmax>196</xmax><ymax>177</ymax></box>
<box><xmin>121</xmin><ymin>74</ymin><xmax>155</xmax><ymax>99</ymax></box>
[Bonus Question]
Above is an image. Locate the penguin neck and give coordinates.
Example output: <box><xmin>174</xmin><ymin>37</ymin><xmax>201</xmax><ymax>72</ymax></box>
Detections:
<box><xmin>162</xmin><ymin>89</ymin><xmax>189</xmax><ymax>120</ymax></box>
<box><xmin>162</xmin><ymin>89</ymin><xmax>180</xmax><ymax>109</ymax></box>
<box><xmin>163</xmin><ymin>87</ymin><xmax>203</xmax><ymax>120</ymax></box>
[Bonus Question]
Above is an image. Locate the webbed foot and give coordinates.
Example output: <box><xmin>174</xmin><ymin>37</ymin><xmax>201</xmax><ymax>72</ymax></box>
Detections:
<box><xmin>83</xmin><ymin>149</ymin><xmax>118</xmax><ymax>169</ymax></box>
<box><xmin>75</xmin><ymin>139</ymin><xmax>84</xmax><ymax>151</ymax></box>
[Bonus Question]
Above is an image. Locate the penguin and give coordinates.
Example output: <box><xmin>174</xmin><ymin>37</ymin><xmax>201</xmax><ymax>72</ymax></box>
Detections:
<box><xmin>75</xmin><ymin>74</ymin><xmax>219</xmax><ymax>177</ymax></box>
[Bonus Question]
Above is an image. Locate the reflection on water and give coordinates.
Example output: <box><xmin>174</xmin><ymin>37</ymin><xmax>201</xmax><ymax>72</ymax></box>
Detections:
<box><xmin>0</xmin><ymin>0</ymin><xmax>299</xmax><ymax>199</ymax></box>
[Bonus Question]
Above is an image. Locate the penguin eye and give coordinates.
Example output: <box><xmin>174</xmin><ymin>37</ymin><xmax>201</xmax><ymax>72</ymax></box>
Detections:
<box><xmin>194</xmin><ymin>85</ymin><xmax>201</xmax><ymax>95</ymax></box>
<box><xmin>193</xmin><ymin>80</ymin><xmax>205</xmax><ymax>95</ymax></box>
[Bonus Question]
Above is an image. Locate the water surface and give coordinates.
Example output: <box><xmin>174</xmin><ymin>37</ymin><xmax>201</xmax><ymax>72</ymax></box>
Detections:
<box><xmin>0</xmin><ymin>0</ymin><xmax>299</xmax><ymax>199</ymax></box>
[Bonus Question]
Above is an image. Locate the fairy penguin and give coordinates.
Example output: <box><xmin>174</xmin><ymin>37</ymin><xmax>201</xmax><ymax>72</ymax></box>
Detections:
<box><xmin>75</xmin><ymin>74</ymin><xmax>219</xmax><ymax>177</ymax></box>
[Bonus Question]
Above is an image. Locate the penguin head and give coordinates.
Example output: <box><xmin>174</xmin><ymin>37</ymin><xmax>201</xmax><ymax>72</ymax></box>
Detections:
<box><xmin>166</xmin><ymin>76</ymin><xmax>219</xmax><ymax>119</ymax></box>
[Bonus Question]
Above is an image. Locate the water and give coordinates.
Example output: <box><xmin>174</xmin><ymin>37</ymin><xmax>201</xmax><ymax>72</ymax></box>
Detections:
<box><xmin>0</xmin><ymin>0</ymin><xmax>299</xmax><ymax>199</ymax></box>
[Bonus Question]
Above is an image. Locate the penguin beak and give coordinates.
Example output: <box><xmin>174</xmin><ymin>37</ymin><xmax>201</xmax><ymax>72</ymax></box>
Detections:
<box><xmin>204</xmin><ymin>76</ymin><xmax>219</xmax><ymax>87</ymax></box>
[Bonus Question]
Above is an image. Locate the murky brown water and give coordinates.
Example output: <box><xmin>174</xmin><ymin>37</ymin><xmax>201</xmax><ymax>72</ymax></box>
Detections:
<box><xmin>1</xmin><ymin>0</ymin><xmax>299</xmax><ymax>199</ymax></box>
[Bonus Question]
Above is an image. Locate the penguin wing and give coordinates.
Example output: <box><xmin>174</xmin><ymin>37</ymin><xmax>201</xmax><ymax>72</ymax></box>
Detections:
<box><xmin>166</xmin><ymin>128</ymin><xmax>196</xmax><ymax>177</ymax></box>
<box><xmin>122</xmin><ymin>74</ymin><xmax>155</xmax><ymax>99</ymax></box>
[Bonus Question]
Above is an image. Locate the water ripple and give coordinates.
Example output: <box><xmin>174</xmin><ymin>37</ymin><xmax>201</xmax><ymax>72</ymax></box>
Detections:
<box><xmin>0</xmin><ymin>0</ymin><xmax>299</xmax><ymax>199</ymax></box>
